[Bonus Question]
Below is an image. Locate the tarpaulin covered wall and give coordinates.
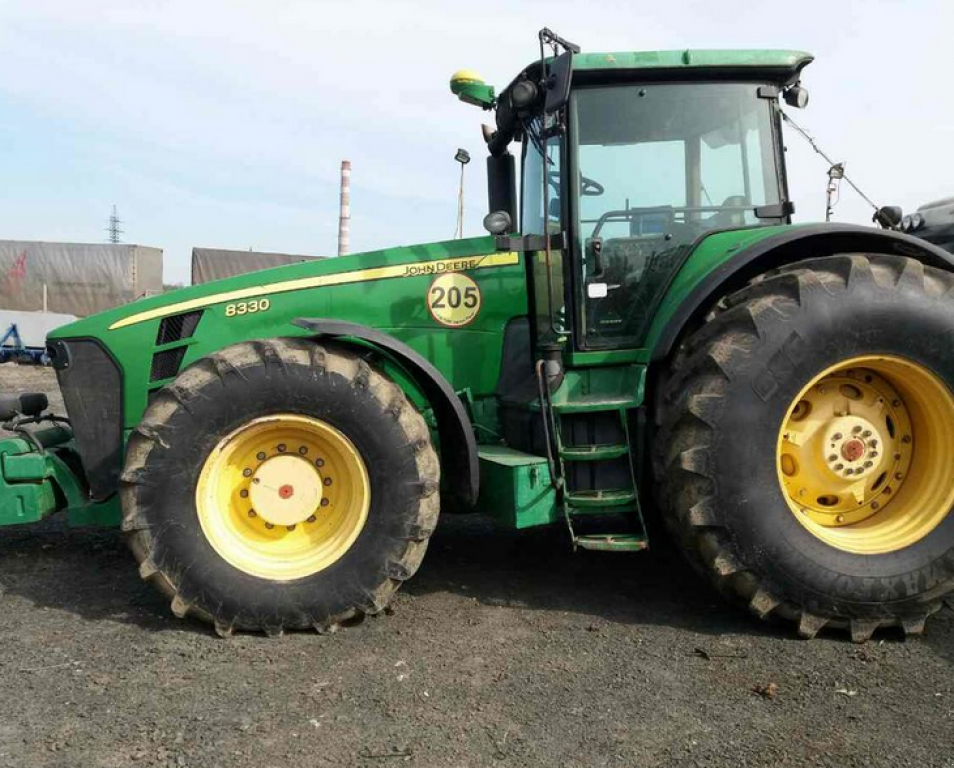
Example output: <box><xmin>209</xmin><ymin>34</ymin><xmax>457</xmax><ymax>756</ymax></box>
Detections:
<box><xmin>192</xmin><ymin>247</ymin><xmax>323</xmax><ymax>285</ymax></box>
<box><xmin>0</xmin><ymin>241</ymin><xmax>163</xmax><ymax>317</ymax></box>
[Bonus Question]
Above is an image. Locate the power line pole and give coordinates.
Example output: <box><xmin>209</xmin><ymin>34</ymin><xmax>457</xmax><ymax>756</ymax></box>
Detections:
<box><xmin>107</xmin><ymin>205</ymin><xmax>123</xmax><ymax>244</ymax></box>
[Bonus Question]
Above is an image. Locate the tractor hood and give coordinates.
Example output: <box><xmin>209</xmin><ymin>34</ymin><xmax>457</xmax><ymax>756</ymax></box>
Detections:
<box><xmin>47</xmin><ymin>235</ymin><xmax>502</xmax><ymax>344</ymax></box>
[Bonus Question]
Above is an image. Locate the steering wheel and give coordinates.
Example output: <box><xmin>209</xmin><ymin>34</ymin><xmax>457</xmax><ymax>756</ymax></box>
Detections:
<box><xmin>547</xmin><ymin>171</ymin><xmax>604</xmax><ymax>197</ymax></box>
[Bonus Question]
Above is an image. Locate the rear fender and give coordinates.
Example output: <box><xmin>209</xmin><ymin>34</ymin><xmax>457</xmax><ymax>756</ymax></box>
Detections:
<box><xmin>649</xmin><ymin>224</ymin><xmax>954</xmax><ymax>363</ymax></box>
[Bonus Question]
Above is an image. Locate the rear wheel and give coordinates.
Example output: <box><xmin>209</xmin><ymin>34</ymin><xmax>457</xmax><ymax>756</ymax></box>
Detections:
<box><xmin>122</xmin><ymin>338</ymin><xmax>440</xmax><ymax>636</ymax></box>
<box><xmin>656</xmin><ymin>254</ymin><xmax>954</xmax><ymax>640</ymax></box>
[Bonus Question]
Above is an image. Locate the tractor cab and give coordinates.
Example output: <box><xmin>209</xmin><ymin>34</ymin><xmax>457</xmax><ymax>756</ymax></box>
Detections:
<box><xmin>454</xmin><ymin>34</ymin><xmax>812</xmax><ymax>354</ymax></box>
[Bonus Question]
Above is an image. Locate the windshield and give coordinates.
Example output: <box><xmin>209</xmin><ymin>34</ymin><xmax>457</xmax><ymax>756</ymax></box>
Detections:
<box><xmin>570</xmin><ymin>82</ymin><xmax>782</xmax><ymax>347</ymax></box>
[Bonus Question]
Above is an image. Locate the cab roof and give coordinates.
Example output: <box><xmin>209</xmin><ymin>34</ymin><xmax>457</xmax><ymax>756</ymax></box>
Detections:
<box><xmin>570</xmin><ymin>49</ymin><xmax>814</xmax><ymax>84</ymax></box>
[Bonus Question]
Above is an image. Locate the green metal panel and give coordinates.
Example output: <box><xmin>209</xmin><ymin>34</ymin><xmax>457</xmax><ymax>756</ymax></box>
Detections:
<box><xmin>476</xmin><ymin>445</ymin><xmax>559</xmax><ymax>529</ymax></box>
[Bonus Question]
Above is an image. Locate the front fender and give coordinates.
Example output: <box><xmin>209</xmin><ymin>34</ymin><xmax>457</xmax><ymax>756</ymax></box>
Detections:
<box><xmin>292</xmin><ymin>318</ymin><xmax>479</xmax><ymax>508</ymax></box>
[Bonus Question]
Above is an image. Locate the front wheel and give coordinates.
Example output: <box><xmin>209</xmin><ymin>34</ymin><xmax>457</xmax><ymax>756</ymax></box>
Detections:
<box><xmin>657</xmin><ymin>254</ymin><xmax>954</xmax><ymax>641</ymax></box>
<box><xmin>121</xmin><ymin>338</ymin><xmax>440</xmax><ymax>636</ymax></box>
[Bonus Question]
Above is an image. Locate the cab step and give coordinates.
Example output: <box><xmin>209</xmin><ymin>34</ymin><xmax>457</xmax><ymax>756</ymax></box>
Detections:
<box><xmin>560</xmin><ymin>443</ymin><xmax>628</xmax><ymax>461</ymax></box>
<box><xmin>565</xmin><ymin>488</ymin><xmax>636</xmax><ymax>508</ymax></box>
<box><xmin>574</xmin><ymin>533</ymin><xmax>649</xmax><ymax>553</ymax></box>
<box><xmin>553</xmin><ymin>396</ymin><xmax>639</xmax><ymax>414</ymax></box>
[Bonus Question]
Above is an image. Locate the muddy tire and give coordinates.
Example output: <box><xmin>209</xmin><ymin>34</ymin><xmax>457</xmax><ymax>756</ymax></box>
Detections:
<box><xmin>121</xmin><ymin>338</ymin><xmax>440</xmax><ymax>636</ymax></box>
<box><xmin>655</xmin><ymin>254</ymin><xmax>954</xmax><ymax>641</ymax></box>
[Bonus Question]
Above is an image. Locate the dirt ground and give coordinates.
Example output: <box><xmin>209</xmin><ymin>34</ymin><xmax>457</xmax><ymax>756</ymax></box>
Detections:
<box><xmin>0</xmin><ymin>365</ymin><xmax>951</xmax><ymax>768</ymax></box>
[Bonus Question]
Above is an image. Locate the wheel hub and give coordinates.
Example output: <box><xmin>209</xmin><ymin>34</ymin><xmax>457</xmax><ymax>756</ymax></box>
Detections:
<box><xmin>779</xmin><ymin>366</ymin><xmax>913</xmax><ymax>528</ymax></box>
<box><xmin>821</xmin><ymin>415</ymin><xmax>882</xmax><ymax>480</ymax></box>
<box><xmin>249</xmin><ymin>454</ymin><xmax>323</xmax><ymax>526</ymax></box>
<box><xmin>777</xmin><ymin>356</ymin><xmax>954</xmax><ymax>555</ymax></box>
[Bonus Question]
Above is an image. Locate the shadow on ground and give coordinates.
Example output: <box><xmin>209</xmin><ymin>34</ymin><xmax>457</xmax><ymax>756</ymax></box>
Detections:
<box><xmin>0</xmin><ymin>513</ymin><xmax>787</xmax><ymax>640</ymax></box>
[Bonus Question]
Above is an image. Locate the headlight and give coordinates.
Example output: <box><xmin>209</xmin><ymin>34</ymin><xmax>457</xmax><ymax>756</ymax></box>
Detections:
<box><xmin>911</xmin><ymin>213</ymin><xmax>924</xmax><ymax>231</ymax></box>
<box><xmin>902</xmin><ymin>215</ymin><xmax>913</xmax><ymax>231</ymax></box>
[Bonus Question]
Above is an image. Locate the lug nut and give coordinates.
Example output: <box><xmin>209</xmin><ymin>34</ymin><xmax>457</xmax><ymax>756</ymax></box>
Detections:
<box><xmin>892</xmin><ymin>399</ymin><xmax>901</xmax><ymax>407</ymax></box>
<box><xmin>862</xmin><ymin>430</ymin><xmax>871</xmax><ymax>438</ymax></box>
<box><xmin>315</xmin><ymin>458</ymin><xmax>325</xmax><ymax>467</ymax></box>
<box><xmin>320</xmin><ymin>498</ymin><xmax>330</xmax><ymax>507</ymax></box>
<box><xmin>864</xmin><ymin>461</ymin><xmax>873</xmax><ymax>468</ymax></box>
<box><xmin>871</xmin><ymin>501</ymin><xmax>880</xmax><ymax>510</ymax></box>
<box><xmin>828</xmin><ymin>454</ymin><xmax>838</xmax><ymax>462</ymax></box>
<box><xmin>833</xmin><ymin>433</ymin><xmax>842</xmax><ymax>440</ymax></box>
<box><xmin>836</xmin><ymin>515</ymin><xmax>845</xmax><ymax>523</ymax></box>
<box><xmin>307</xmin><ymin>515</ymin><xmax>317</xmax><ymax>523</ymax></box>
<box><xmin>895</xmin><ymin>472</ymin><xmax>904</xmax><ymax>480</ymax></box>
<box><xmin>277</xmin><ymin>444</ymin><xmax>287</xmax><ymax>453</ymax></box>
<box><xmin>265</xmin><ymin>522</ymin><xmax>274</xmax><ymax>529</ymax></box>
<box><xmin>243</xmin><ymin>468</ymin><xmax>252</xmax><ymax>477</ymax></box>
<box><xmin>852</xmin><ymin>426</ymin><xmax>862</xmax><ymax>434</ymax></box>
<box><xmin>257</xmin><ymin>452</ymin><xmax>266</xmax><ymax>461</ymax></box>
<box><xmin>248</xmin><ymin>509</ymin><xmax>257</xmax><ymax>518</ymax></box>
<box><xmin>323</xmin><ymin>477</ymin><xmax>333</xmax><ymax>486</ymax></box>
<box><xmin>835</xmin><ymin>463</ymin><xmax>844</xmax><ymax>470</ymax></box>
<box><xmin>869</xmin><ymin>439</ymin><xmax>878</xmax><ymax>448</ymax></box>
<box><xmin>298</xmin><ymin>446</ymin><xmax>308</xmax><ymax>455</ymax></box>
<box><xmin>286</xmin><ymin>524</ymin><xmax>296</xmax><ymax>531</ymax></box>
<box><xmin>240</xmin><ymin>489</ymin><xmax>249</xmax><ymax>498</ymax></box>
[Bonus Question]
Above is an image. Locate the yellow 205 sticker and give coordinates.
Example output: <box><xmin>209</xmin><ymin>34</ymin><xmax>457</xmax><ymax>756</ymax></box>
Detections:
<box><xmin>225</xmin><ymin>298</ymin><xmax>271</xmax><ymax>317</ymax></box>
<box><xmin>427</xmin><ymin>273</ymin><xmax>481</xmax><ymax>327</ymax></box>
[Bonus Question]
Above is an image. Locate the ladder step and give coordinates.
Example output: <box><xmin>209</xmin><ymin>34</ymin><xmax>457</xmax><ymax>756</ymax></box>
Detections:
<box><xmin>560</xmin><ymin>443</ymin><xmax>629</xmax><ymax>461</ymax></box>
<box><xmin>575</xmin><ymin>533</ymin><xmax>648</xmax><ymax>553</ymax></box>
<box><xmin>565</xmin><ymin>489</ymin><xmax>636</xmax><ymax>508</ymax></box>
<box><xmin>553</xmin><ymin>396</ymin><xmax>639</xmax><ymax>414</ymax></box>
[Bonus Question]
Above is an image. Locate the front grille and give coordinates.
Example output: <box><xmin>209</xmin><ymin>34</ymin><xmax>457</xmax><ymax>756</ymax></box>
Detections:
<box><xmin>150</xmin><ymin>346</ymin><xmax>188</xmax><ymax>382</ymax></box>
<box><xmin>50</xmin><ymin>338</ymin><xmax>123</xmax><ymax>500</ymax></box>
<box><xmin>156</xmin><ymin>310</ymin><xmax>203</xmax><ymax>346</ymax></box>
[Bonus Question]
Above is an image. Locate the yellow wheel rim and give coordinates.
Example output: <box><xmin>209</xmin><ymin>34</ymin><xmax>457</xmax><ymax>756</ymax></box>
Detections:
<box><xmin>777</xmin><ymin>355</ymin><xmax>954</xmax><ymax>555</ymax></box>
<box><xmin>196</xmin><ymin>414</ymin><xmax>370</xmax><ymax>580</ymax></box>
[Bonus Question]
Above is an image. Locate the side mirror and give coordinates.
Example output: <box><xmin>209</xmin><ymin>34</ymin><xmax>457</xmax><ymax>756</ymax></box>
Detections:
<box><xmin>544</xmin><ymin>50</ymin><xmax>574</xmax><ymax>114</ymax></box>
<box><xmin>874</xmin><ymin>205</ymin><xmax>903</xmax><ymax>230</ymax></box>
<box><xmin>483</xmin><ymin>211</ymin><xmax>513</xmax><ymax>235</ymax></box>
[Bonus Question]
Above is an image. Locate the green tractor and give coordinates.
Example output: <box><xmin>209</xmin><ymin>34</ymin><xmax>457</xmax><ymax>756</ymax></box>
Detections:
<box><xmin>5</xmin><ymin>30</ymin><xmax>954</xmax><ymax>641</ymax></box>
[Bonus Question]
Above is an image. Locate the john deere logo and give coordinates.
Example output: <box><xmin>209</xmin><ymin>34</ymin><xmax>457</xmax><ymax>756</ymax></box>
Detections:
<box><xmin>427</xmin><ymin>273</ymin><xmax>481</xmax><ymax>327</ymax></box>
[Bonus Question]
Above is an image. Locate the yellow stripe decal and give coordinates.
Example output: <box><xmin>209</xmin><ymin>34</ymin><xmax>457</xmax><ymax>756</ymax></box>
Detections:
<box><xmin>109</xmin><ymin>251</ymin><xmax>520</xmax><ymax>330</ymax></box>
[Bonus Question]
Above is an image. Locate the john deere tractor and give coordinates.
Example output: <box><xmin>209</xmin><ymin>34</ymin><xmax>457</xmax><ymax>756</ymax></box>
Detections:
<box><xmin>4</xmin><ymin>30</ymin><xmax>954</xmax><ymax>641</ymax></box>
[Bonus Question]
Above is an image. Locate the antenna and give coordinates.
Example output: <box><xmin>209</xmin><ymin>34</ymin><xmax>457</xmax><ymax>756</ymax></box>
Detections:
<box><xmin>107</xmin><ymin>205</ymin><xmax>123</xmax><ymax>244</ymax></box>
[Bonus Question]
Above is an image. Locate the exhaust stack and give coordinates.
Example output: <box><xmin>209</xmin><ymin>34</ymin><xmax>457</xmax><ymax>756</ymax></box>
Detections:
<box><xmin>337</xmin><ymin>160</ymin><xmax>351</xmax><ymax>257</ymax></box>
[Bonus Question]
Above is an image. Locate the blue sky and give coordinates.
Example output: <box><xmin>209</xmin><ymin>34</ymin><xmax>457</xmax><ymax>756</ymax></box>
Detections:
<box><xmin>0</xmin><ymin>0</ymin><xmax>951</xmax><ymax>284</ymax></box>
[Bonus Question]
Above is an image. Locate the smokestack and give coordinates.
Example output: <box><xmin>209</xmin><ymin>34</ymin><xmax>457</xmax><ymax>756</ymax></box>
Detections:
<box><xmin>337</xmin><ymin>160</ymin><xmax>351</xmax><ymax>257</ymax></box>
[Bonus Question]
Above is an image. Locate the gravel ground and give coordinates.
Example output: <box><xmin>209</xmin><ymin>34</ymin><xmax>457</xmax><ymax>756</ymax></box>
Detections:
<box><xmin>0</xmin><ymin>365</ymin><xmax>952</xmax><ymax>768</ymax></box>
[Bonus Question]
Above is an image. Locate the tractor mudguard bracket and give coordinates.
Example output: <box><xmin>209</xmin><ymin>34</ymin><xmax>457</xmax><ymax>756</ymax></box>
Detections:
<box><xmin>292</xmin><ymin>318</ymin><xmax>480</xmax><ymax>508</ymax></box>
